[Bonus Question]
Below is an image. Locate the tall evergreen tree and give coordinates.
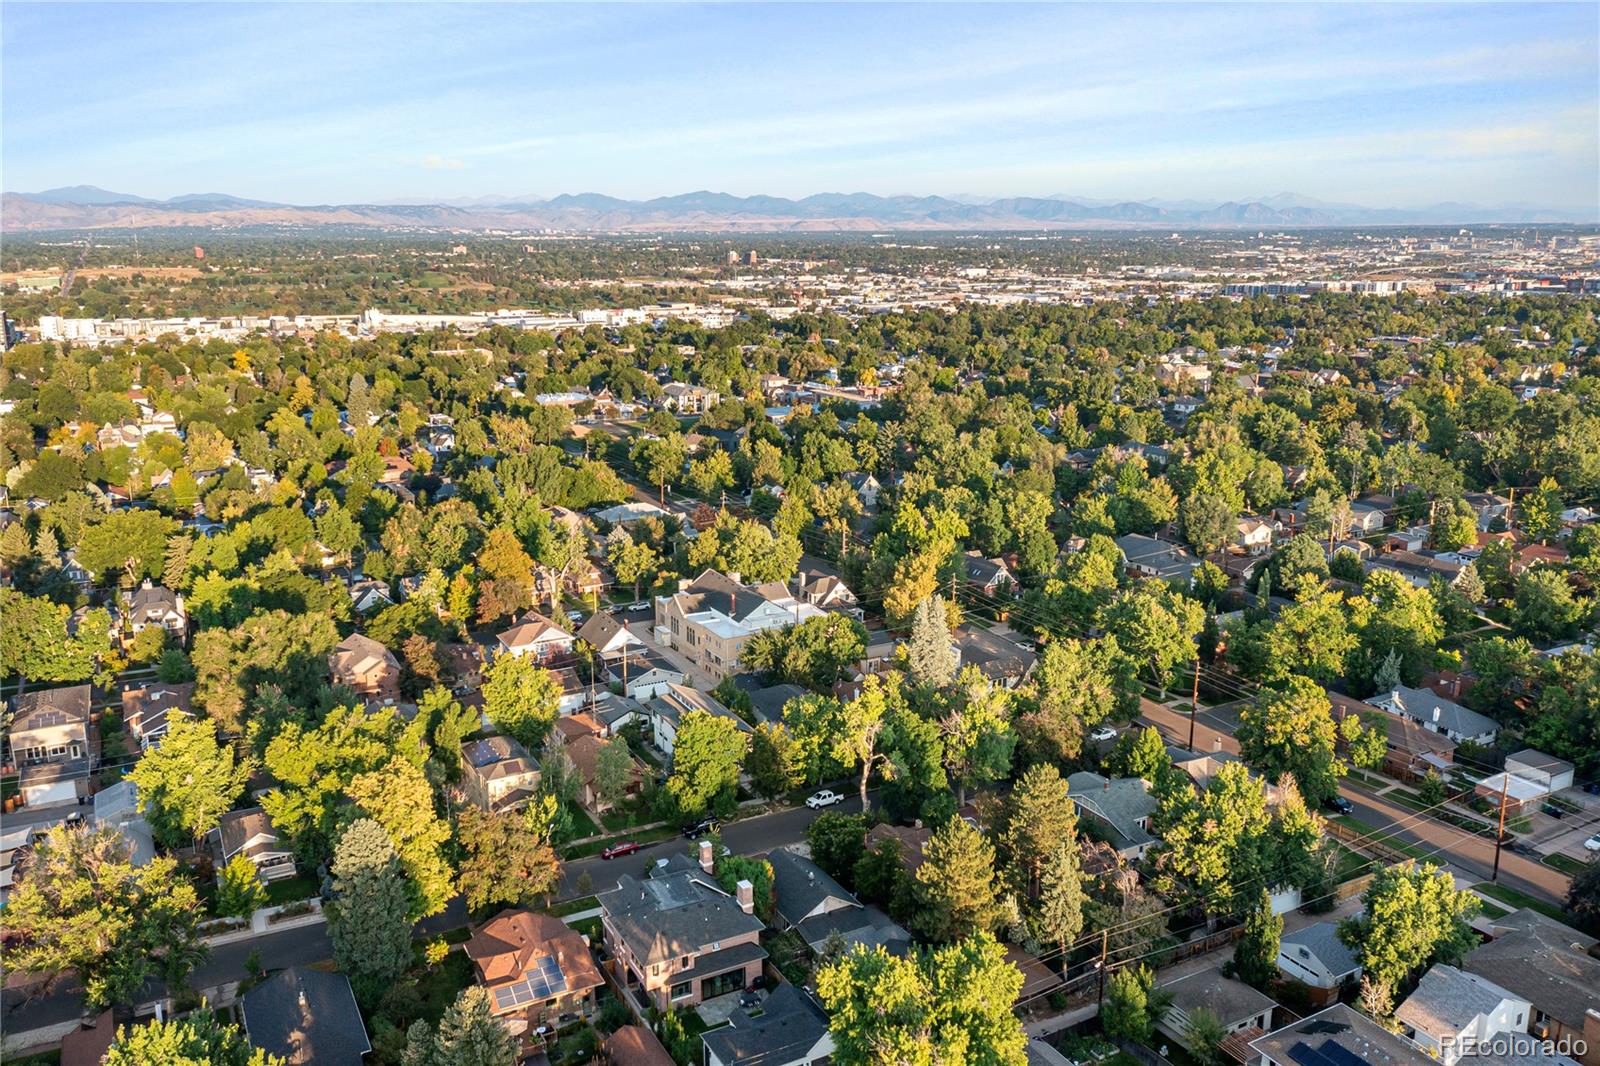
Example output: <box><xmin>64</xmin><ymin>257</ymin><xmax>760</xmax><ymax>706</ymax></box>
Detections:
<box><xmin>912</xmin><ymin>816</ymin><xmax>1005</xmax><ymax>942</ymax></box>
<box><xmin>906</xmin><ymin>595</ymin><xmax>957</xmax><ymax>688</ymax></box>
<box><xmin>326</xmin><ymin>819</ymin><xmax>414</xmax><ymax>1008</ymax></box>
<box><xmin>1229</xmin><ymin>889</ymin><xmax>1283</xmax><ymax>988</ymax></box>
<box><xmin>403</xmin><ymin>987</ymin><xmax>517</xmax><ymax>1066</ymax></box>
<box><xmin>1034</xmin><ymin>841</ymin><xmax>1086</xmax><ymax>959</ymax></box>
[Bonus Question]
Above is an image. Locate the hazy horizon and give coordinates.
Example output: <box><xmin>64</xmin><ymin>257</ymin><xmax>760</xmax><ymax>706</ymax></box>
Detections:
<box><xmin>3</xmin><ymin>3</ymin><xmax>1597</xmax><ymax>213</ymax></box>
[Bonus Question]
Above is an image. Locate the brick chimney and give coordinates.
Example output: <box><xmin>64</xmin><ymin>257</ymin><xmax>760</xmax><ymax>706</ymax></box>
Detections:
<box><xmin>699</xmin><ymin>839</ymin><xmax>715</xmax><ymax>872</ymax></box>
<box><xmin>736</xmin><ymin>879</ymin><xmax>754</xmax><ymax>914</ymax></box>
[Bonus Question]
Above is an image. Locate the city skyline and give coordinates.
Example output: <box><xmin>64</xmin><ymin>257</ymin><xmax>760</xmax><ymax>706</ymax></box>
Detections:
<box><xmin>3</xmin><ymin>2</ymin><xmax>1597</xmax><ymax>212</ymax></box>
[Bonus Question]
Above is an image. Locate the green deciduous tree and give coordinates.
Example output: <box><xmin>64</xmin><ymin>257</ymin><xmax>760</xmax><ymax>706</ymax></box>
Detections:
<box><xmin>1338</xmin><ymin>861</ymin><xmax>1479</xmax><ymax>996</ymax></box>
<box><xmin>1235</xmin><ymin>675</ymin><xmax>1345</xmax><ymax>807</ymax></box>
<box><xmin>664</xmin><ymin>709</ymin><xmax>747</xmax><ymax>817</ymax></box>
<box><xmin>807</xmin><ymin>812</ymin><xmax>868</xmax><ymax>885</ymax></box>
<box><xmin>6</xmin><ymin>825</ymin><xmax>206</xmax><ymax>1009</ymax></box>
<box><xmin>481</xmin><ymin>653</ymin><xmax>561</xmax><ymax>750</ymax></box>
<box><xmin>327</xmin><ymin>819</ymin><xmax>415</xmax><ymax>1009</ymax></box>
<box><xmin>346</xmin><ymin>757</ymin><xmax>455</xmax><ymax>919</ymax></box>
<box><xmin>741</xmin><ymin>613</ymin><xmax>869</xmax><ymax>691</ymax></box>
<box><xmin>816</xmin><ymin>934</ymin><xmax>1026</xmax><ymax>1066</ymax></box>
<box><xmin>1100</xmin><ymin>965</ymin><xmax>1167</xmax><ymax>1044</ymax></box>
<box><xmin>1020</xmin><ymin>636</ymin><xmax>1137</xmax><ymax>764</ymax></box>
<box><xmin>216</xmin><ymin>854</ymin><xmax>268</xmax><ymax>919</ymax></box>
<box><xmin>1100</xmin><ymin>580</ymin><xmax>1204</xmax><ymax>690</ymax></box>
<box><xmin>128</xmin><ymin>717</ymin><xmax>252</xmax><ymax>848</ymax></box>
<box><xmin>456</xmin><ymin>806</ymin><xmax>561</xmax><ymax>913</ymax></box>
<box><xmin>746</xmin><ymin>722</ymin><xmax>802</xmax><ymax>801</ymax></box>
<box><xmin>106</xmin><ymin>1008</ymin><xmax>282</xmax><ymax>1066</ymax></box>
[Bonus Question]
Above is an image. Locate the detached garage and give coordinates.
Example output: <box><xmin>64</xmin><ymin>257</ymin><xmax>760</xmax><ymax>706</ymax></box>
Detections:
<box><xmin>1505</xmin><ymin>748</ymin><xmax>1575</xmax><ymax>794</ymax></box>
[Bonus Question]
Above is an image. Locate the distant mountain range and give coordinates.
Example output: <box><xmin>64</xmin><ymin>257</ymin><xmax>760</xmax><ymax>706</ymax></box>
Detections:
<box><xmin>3</xmin><ymin>185</ymin><xmax>1593</xmax><ymax>232</ymax></box>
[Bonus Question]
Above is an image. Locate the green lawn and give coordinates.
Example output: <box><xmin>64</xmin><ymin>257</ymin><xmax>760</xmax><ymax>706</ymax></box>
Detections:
<box><xmin>1470</xmin><ymin>882</ymin><xmax>1567</xmax><ymax>922</ymax></box>
<box><xmin>1543</xmin><ymin>853</ymin><xmax>1593</xmax><ymax>876</ymax></box>
<box><xmin>1474</xmin><ymin>897</ymin><xmax>1512</xmax><ymax>919</ymax></box>
<box><xmin>550</xmin><ymin>894</ymin><xmax>600</xmax><ymax>917</ymax></box>
<box><xmin>1330</xmin><ymin>842</ymin><xmax>1371</xmax><ymax>883</ymax></box>
<box><xmin>565</xmin><ymin>804</ymin><xmax>600</xmax><ymax>841</ymax></box>
<box><xmin>1332</xmin><ymin>815</ymin><xmax>1434</xmax><ymax>861</ymax></box>
<box><xmin>264</xmin><ymin>873</ymin><xmax>321</xmax><ymax>907</ymax></box>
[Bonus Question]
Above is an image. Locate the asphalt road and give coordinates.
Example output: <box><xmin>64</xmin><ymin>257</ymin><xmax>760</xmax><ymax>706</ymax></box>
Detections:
<box><xmin>559</xmin><ymin>789</ymin><xmax>869</xmax><ymax>897</ymax></box>
<box><xmin>1137</xmin><ymin>698</ymin><xmax>1572</xmax><ymax>906</ymax></box>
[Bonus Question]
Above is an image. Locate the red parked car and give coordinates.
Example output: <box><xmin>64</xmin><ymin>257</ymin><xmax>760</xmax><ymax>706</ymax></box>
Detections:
<box><xmin>601</xmin><ymin>841</ymin><xmax>641</xmax><ymax>860</ymax></box>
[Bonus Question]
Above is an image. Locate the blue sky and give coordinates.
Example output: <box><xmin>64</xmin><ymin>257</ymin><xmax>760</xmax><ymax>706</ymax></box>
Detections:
<box><xmin>3</xmin><ymin>3</ymin><xmax>1596</xmax><ymax>209</ymax></box>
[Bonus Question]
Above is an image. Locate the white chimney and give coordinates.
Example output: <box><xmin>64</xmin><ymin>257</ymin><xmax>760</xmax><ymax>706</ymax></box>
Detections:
<box><xmin>1432</xmin><ymin>706</ymin><xmax>1441</xmax><ymax>723</ymax></box>
<box><xmin>699</xmin><ymin>839</ymin><xmax>714</xmax><ymax>872</ymax></box>
<box><xmin>736</xmin><ymin>879</ymin><xmax>754</xmax><ymax>914</ymax></box>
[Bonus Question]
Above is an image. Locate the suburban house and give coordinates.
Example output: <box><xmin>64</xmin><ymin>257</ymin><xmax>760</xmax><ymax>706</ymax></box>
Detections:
<box><xmin>702</xmin><ymin>984</ymin><xmax>835</xmax><ymax>1066</ymax></box>
<box><xmin>328</xmin><ymin>632</ymin><xmax>402</xmax><ymax>702</ymax></box>
<box><xmin>1463</xmin><ymin>909</ymin><xmax>1600</xmax><ymax>1065</ymax></box>
<box><xmin>795</xmin><ymin>568</ymin><xmax>862</xmax><ymax>617</ymax></box>
<box><xmin>577</xmin><ymin>611</ymin><xmax>647</xmax><ymax>663</ymax></box>
<box><xmin>1157</xmin><ymin>971</ymin><xmax>1276</xmax><ymax>1060</ymax></box>
<box><xmin>1114</xmin><ymin>533</ymin><xmax>1199</xmax><ymax>584</ymax></box>
<box><xmin>1328</xmin><ymin>692</ymin><xmax>1455</xmax><ymax>780</ymax></box>
<box><xmin>844</xmin><ymin>472</ymin><xmax>882</xmax><ymax>509</ymax></box>
<box><xmin>91</xmin><ymin>778</ymin><xmax>157</xmax><ymax>867</ymax></box>
<box><xmin>606</xmin><ymin>650</ymin><xmax>687</xmax><ymax>701</ymax></box>
<box><xmin>496</xmin><ymin>611</ymin><xmax>576</xmax><ymax>663</ymax></box>
<box><xmin>240</xmin><ymin>967</ymin><xmax>370</xmax><ymax>1066</ymax></box>
<box><xmin>123</xmin><ymin>580</ymin><xmax>188</xmax><ymax>644</ymax></box>
<box><xmin>1504</xmin><ymin>748</ymin><xmax>1576</xmax><ymax>794</ymax></box>
<box><xmin>768</xmin><ymin>848</ymin><xmax>911</xmax><ymax>955</ymax></box>
<box><xmin>211</xmin><ymin>807</ymin><xmax>297</xmax><ymax>882</ymax></box>
<box><xmin>595</xmin><ymin>695</ymin><xmax>650</xmax><ymax>737</ymax></box>
<box><xmin>347</xmin><ymin>577</ymin><xmax>395</xmax><ymax>614</ymax></box>
<box><xmin>1235</xmin><ymin>517</ymin><xmax>1278</xmax><ymax>555</ymax></box>
<box><xmin>534</xmin><ymin>559</ymin><xmax>606</xmax><ymax>604</ymax></box>
<box><xmin>1066</xmin><ymin>771</ymin><xmax>1158</xmax><ymax>859</ymax></box>
<box><xmin>599</xmin><ymin>860</ymin><xmax>767</xmax><ymax>1012</ymax></box>
<box><xmin>1275</xmin><ymin>922</ymin><xmax>1362</xmax><ymax>1006</ymax></box>
<box><xmin>865</xmin><ymin>823</ymin><xmax>932</xmax><ymax>874</ymax></box>
<box><xmin>460</xmin><ymin>736</ymin><xmax>541</xmax><ymax>814</ymax></box>
<box><xmin>743</xmin><ymin>682</ymin><xmax>807</xmax><ymax>728</ymax></box>
<box><xmin>1396</xmin><ymin>965</ymin><xmax>1532</xmax><ymax>1065</ymax></box>
<box><xmin>465</xmin><ymin>909</ymin><xmax>605</xmax><ymax>1032</ymax></box>
<box><xmin>646</xmin><ymin>683</ymin><xmax>753</xmax><ymax>757</ymax></box>
<box><xmin>565</xmin><ymin>731</ymin><xmax>644</xmax><ymax>817</ymax></box>
<box><xmin>659</xmin><ymin>382</ymin><xmax>720</xmax><ymax>414</ymax></box>
<box><xmin>122</xmin><ymin>681</ymin><xmax>196</xmax><ymax>750</ymax></box>
<box><xmin>963</xmin><ymin>550</ymin><xmax>1018</xmax><ymax>596</ymax></box>
<box><xmin>654</xmin><ymin>569</ymin><xmax>825</xmax><ymax>678</ymax></box>
<box><xmin>954</xmin><ymin>627</ymin><xmax>1038</xmax><ymax>689</ymax></box>
<box><xmin>8</xmin><ymin>684</ymin><xmax>93</xmax><ymax>808</ymax></box>
<box><xmin>1251</xmin><ymin>1004</ymin><xmax>1435</xmax><ymax>1066</ymax></box>
<box><xmin>1374</xmin><ymin>685</ymin><xmax>1499</xmax><ymax>746</ymax></box>
<box><xmin>603</xmin><ymin>1025</ymin><xmax>675</xmax><ymax>1066</ymax></box>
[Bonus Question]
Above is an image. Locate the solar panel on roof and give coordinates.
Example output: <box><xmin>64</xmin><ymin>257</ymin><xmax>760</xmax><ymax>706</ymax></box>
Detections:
<box><xmin>1287</xmin><ymin>1040</ymin><xmax>1373</xmax><ymax>1066</ymax></box>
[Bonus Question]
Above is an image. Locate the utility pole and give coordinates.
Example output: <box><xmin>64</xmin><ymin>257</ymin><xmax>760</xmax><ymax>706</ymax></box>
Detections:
<box><xmin>1095</xmin><ymin>929</ymin><xmax>1110</xmax><ymax>1009</ymax></box>
<box><xmin>1188</xmin><ymin>656</ymin><xmax>1200</xmax><ymax>752</ymax></box>
<box><xmin>1491</xmin><ymin>771</ymin><xmax>1511</xmax><ymax>882</ymax></box>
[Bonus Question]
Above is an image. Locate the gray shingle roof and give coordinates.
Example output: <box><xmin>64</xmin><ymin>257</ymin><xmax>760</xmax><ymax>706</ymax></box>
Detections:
<box><xmin>1396</xmin><ymin>965</ymin><xmax>1521</xmax><ymax>1037</ymax></box>
<box><xmin>1162</xmin><ymin>970</ymin><xmax>1276</xmax><ymax>1027</ymax></box>
<box><xmin>1251</xmin><ymin>1003</ymin><xmax>1433</xmax><ymax>1066</ymax></box>
<box><xmin>1381</xmin><ymin>685</ymin><xmax>1498</xmax><ymax>739</ymax></box>
<box><xmin>600</xmin><ymin>871</ymin><xmax>765</xmax><ymax>966</ymax></box>
<box><xmin>1066</xmin><ymin>772</ymin><xmax>1157</xmax><ymax>850</ymax></box>
<box><xmin>702</xmin><ymin>984</ymin><xmax>829</xmax><ymax>1066</ymax></box>
<box><xmin>1463</xmin><ymin>909</ymin><xmax>1600</xmax><ymax>1033</ymax></box>
<box><xmin>768</xmin><ymin>849</ymin><xmax>854</xmax><ymax>927</ymax></box>
<box><xmin>1279</xmin><ymin>922</ymin><xmax>1360</xmax><ymax>979</ymax></box>
<box><xmin>241</xmin><ymin>968</ymin><xmax>370</xmax><ymax>1066</ymax></box>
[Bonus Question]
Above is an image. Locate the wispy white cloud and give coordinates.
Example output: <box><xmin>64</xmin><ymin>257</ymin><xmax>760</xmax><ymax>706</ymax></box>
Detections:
<box><xmin>421</xmin><ymin>154</ymin><xmax>466</xmax><ymax>171</ymax></box>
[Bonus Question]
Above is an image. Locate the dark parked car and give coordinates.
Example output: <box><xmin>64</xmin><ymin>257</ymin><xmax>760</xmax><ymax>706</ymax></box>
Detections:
<box><xmin>681</xmin><ymin>817</ymin><xmax>721</xmax><ymax>839</ymax></box>
<box><xmin>1327</xmin><ymin>796</ymin><xmax>1354</xmax><ymax>815</ymax></box>
<box><xmin>1541</xmin><ymin>802</ymin><xmax>1565</xmax><ymax>819</ymax></box>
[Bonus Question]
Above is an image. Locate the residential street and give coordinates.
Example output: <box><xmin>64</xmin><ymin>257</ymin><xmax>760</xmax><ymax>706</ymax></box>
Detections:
<box><xmin>3</xmin><ymin>789</ymin><xmax>867</xmax><ymax>1044</ymax></box>
<box><xmin>1137</xmin><ymin>698</ymin><xmax>1573</xmax><ymax>906</ymax></box>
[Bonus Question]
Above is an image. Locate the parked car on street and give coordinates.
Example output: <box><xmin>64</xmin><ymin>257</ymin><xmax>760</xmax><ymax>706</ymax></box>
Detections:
<box><xmin>806</xmin><ymin>789</ymin><xmax>844</xmax><ymax>810</ymax></box>
<box><xmin>1088</xmin><ymin>725</ymin><xmax>1118</xmax><ymax>743</ymax></box>
<box><xmin>1327</xmin><ymin>796</ymin><xmax>1355</xmax><ymax>815</ymax></box>
<box><xmin>601</xmin><ymin>841</ymin><xmax>641</xmax><ymax>860</ymax></box>
<box><xmin>681</xmin><ymin>817</ymin><xmax>720</xmax><ymax>838</ymax></box>
<box><xmin>1541</xmin><ymin>802</ymin><xmax>1565</xmax><ymax>819</ymax></box>
<box><xmin>1585</xmin><ymin>832</ymin><xmax>1600</xmax><ymax>852</ymax></box>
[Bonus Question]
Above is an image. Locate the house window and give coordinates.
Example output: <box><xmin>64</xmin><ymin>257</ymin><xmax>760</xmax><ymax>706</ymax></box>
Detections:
<box><xmin>670</xmin><ymin>981</ymin><xmax>694</xmax><ymax>1001</ymax></box>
